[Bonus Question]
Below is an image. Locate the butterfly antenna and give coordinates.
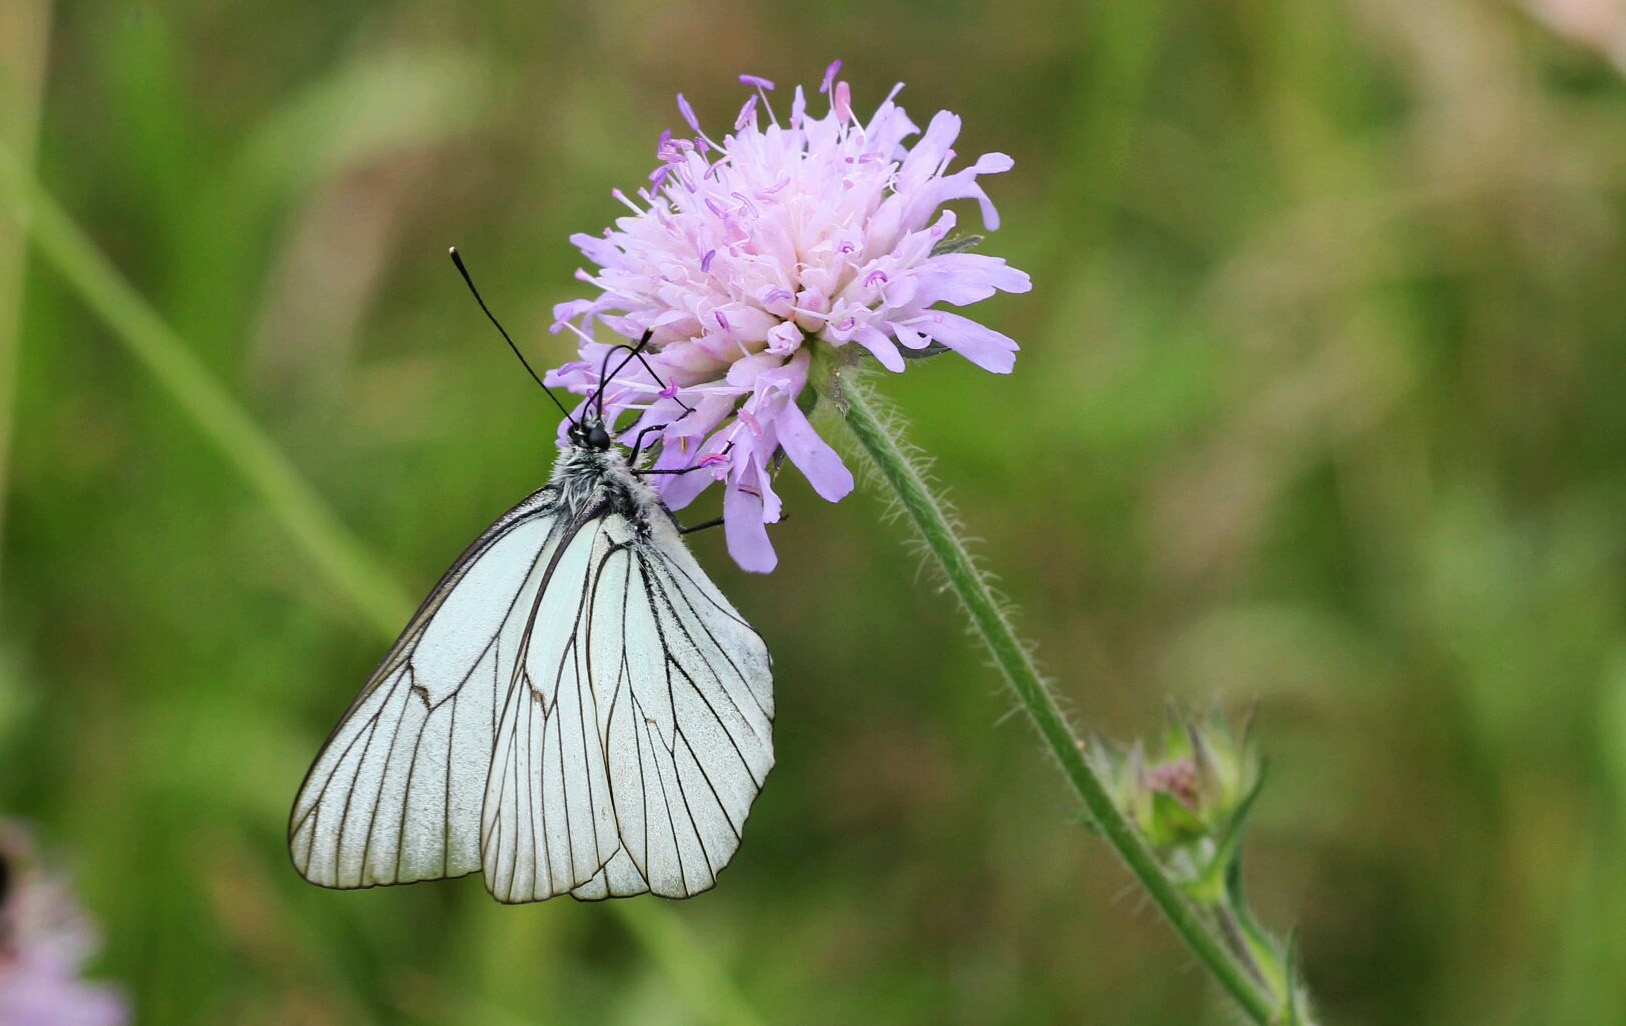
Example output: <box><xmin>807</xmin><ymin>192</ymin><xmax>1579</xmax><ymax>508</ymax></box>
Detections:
<box><xmin>592</xmin><ymin>330</ymin><xmax>696</xmax><ymax>423</ymax></box>
<box><xmin>448</xmin><ymin>247</ymin><xmax>575</xmax><ymax>425</ymax></box>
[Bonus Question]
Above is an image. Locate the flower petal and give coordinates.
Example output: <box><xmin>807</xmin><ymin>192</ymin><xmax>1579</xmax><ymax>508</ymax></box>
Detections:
<box><xmin>904</xmin><ymin>310</ymin><xmax>1019</xmax><ymax>373</ymax></box>
<box><xmin>914</xmin><ymin>253</ymin><xmax>1033</xmax><ymax>306</ymax></box>
<box><xmin>724</xmin><ymin>478</ymin><xmax>778</xmax><ymax>572</ymax></box>
<box><xmin>849</xmin><ymin>323</ymin><xmax>906</xmax><ymax>371</ymax></box>
<box><xmin>654</xmin><ymin>432</ymin><xmax>726</xmax><ymax>509</ymax></box>
<box><xmin>775</xmin><ymin>398</ymin><xmax>854</xmax><ymax>501</ymax></box>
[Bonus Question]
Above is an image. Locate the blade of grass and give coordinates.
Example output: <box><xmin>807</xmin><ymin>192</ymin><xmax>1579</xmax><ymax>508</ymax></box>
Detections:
<box><xmin>0</xmin><ymin>139</ymin><xmax>407</xmax><ymax>637</ymax></box>
<box><xmin>0</xmin><ymin>0</ymin><xmax>53</xmax><ymax>599</ymax></box>
<box><xmin>0</xmin><ymin>137</ymin><xmax>767</xmax><ymax>1026</ymax></box>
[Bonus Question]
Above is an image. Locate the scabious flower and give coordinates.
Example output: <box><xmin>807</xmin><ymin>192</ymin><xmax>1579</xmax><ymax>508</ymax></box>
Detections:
<box><xmin>0</xmin><ymin>823</ymin><xmax>127</xmax><ymax>1026</ymax></box>
<box><xmin>547</xmin><ymin>61</ymin><xmax>1031</xmax><ymax>571</ymax></box>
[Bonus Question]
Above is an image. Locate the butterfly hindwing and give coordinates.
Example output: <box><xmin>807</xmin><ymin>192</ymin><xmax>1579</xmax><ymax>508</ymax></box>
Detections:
<box><xmin>597</xmin><ymin>516</ymin><xmax>774</xmax><ymax>898</ymax></box>
<box><xmin>481</xmin><ymin>508</ymin><xmax>774</xmax><ymax>902</ymax></box>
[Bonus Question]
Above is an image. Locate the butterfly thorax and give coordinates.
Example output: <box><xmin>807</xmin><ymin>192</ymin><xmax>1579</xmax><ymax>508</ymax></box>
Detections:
<box><xmin>547</xmin><ymin>441</ymin><xmax>668</xmax><ymax>532</ymax></box>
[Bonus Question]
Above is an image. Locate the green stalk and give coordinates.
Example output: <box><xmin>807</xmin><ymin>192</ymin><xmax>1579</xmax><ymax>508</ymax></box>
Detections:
<box><xmin>839</xmin><ymin>376</ymin><xmax>1279</xmax><ymax>1025</ymax></box>
<box><xmin>0</xmin><ymin>138</ymin><xmax>765</xmax><ymax>1026</ymax></box>
<box><xmin>0</xmin><ymin>0</ymin><xmax>53</xmax><ymax>600</ymax></box>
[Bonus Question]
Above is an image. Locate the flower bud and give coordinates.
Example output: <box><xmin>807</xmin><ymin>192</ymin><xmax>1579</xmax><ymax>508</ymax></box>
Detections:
<box><xmin>1087</xmin><ymin>705</ymin><xmax>1262</xmax><ymax>880</ymax></box>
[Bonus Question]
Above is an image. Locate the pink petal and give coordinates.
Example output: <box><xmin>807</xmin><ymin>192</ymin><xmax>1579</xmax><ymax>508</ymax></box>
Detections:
<box><xmin>654</xmin><ymin>434</ymin><xmax>724</xmax><ymax>509</ymax></box>
<box><xmin>914</xmin><ymin>254</ymin><xmax>1033</xmax><ymax>306</ymax></box>
<box><xmin>850</xmin><ymin>324</ymin><xmax>906</xmax><ymax>371</ymax></box>
<box><xmin>724</xmin><ymin>479</ymin><xmax>778</xmax><ymax>572</ymax></box>
<box><xmin>775</xmin><ymin>399</ymin><xmax>854</xmax><ymax>502</ymax></box>
<box><xmin>668</xmin><ymin>393</ymin><xmax>737</xmax><ymax>440</ymax></box>
<box><xmin>899</xmin><ymin>111</ymin><xmax>962</xmax><ymax>182</ymax></box>
<box><xmin>726</xmin><ymin>351</ymin><xmax>784</xmax><ymax>388</ymax></box>
<box><xmin>893</xmin><ymin>322</ymin><xmax>929</xmax><ymax>349</ymax></box>
<box><xmin>906</xmin><ymin>310</ymin><xmax>1019</xmax><ymax>373</ymax></box>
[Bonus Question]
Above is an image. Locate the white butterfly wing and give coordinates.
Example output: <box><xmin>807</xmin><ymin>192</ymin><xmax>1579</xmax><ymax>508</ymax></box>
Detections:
<box><xmin>289</xmin><ymin>488</ymin><xmax>564</xmax><ymax>889</ymax></box>
<box><xmin>482</xmin><ymin>512</ymin><xmax>774</xmax><ymax>903</ymax></box>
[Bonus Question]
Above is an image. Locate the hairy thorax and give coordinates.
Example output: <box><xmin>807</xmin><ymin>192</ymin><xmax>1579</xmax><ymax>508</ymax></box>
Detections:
<box><xmin>547</xmin><ymin>443</ymin><xmax>671</xmax><ymax>534</ymax></box>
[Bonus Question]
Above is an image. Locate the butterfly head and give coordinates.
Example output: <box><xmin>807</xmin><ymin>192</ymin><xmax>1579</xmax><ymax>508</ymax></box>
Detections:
<box><xmin>567</xmin><ymin>416</ymin><xmax>613</xmax><ymax>452</ymax></box>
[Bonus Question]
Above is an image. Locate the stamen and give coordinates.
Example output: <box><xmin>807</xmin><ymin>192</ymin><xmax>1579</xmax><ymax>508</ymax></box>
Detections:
<box><xmin>555</xmin><ymin>319</ymin><xmax>597</xmax><ymax>344</ymax></box>
<box><xmin>735</xmin><ymin>94</ymin><xmax>758</xmax><ymax>131</ymax></box>
<box><xmin>676</xmin><ymin>92</ymin><xmax>701</xmax><ymax>132</ymax></box>
<box><xmin>834</xmin><ymin>81</ymin><xmax>853</xmax><ymax>126</ymax></box>
<box><xmin>675</xmin><ymin>92</ymin><xmax>721</xmax><ymax>151</ymax></box>
<box><xmin>655</xmin><ymin>129</ymin><xmax>682</xmax><ymax>163</ymax></box>
<box><xmin>820</xmin><ymin>59</ymin><xmax>842</xmax><ymax>95</ymax></box>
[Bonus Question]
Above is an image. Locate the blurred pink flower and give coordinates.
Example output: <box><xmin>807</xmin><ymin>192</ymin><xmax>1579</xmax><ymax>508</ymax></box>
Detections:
<box><xmin>0</xmin><ymin>824</ymin><xmax>127</xmax><ymax>1026</ymax></box>
<box><xmin>1527</xmin><ymin>0</ymin><xmax>1626</xmax><ymax>70</ymax></box>
<box><xmin>547</xmin><ymin>61</ymin><xmax>1030</xmax><ymax>571</ymax></box>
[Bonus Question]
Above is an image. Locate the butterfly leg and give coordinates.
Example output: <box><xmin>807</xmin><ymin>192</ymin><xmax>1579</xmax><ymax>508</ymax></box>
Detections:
<box><xmin>633</xmin><ymin>441</ymin><xmax>733</xmax><ymax>477</ymax></box>
<box><xmin>628</xmin><ymin>423</ymin><xmax>668</xmax><ymax>466</ymax></box>
<box><xmin>678</xmin><ymin>517</ymin><xmax>724</xmax><ymax>535</ymax></box>
<box><xmin>634</xmin><ymin>465</ymin><xmax>710</xmax><ymax>477</ymax></box>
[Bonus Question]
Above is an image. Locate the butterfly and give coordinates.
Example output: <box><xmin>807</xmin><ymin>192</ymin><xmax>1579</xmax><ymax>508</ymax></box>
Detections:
<box><xmin>288</xmin><ymin>251</ymin><xmax>774</xmax><ymax>903</ymax></box>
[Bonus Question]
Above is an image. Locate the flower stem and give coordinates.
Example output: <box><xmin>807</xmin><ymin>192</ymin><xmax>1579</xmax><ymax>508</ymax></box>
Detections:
<box><xmin>838</xmin><ymin>377</ymin><xmax>1279</xmax><ymax>1025</ymax></box>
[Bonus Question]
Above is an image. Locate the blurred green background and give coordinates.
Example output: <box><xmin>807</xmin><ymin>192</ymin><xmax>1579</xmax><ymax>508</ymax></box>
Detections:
<box><xmin>5</xmin><ymin>1</ymin><xmax>1626</xmax><ymax>1023</ymax></box>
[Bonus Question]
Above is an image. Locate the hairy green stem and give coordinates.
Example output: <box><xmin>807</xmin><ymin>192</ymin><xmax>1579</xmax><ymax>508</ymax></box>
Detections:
<box><xmin>0</xmin><ymin>138</ymin><xmax>765</xmax><ymax>1026</ymax></box>
<box><xmin>839</xmin><ymin>376</ymin><xmax>1279</xmax><ymax>1025</ymax></box>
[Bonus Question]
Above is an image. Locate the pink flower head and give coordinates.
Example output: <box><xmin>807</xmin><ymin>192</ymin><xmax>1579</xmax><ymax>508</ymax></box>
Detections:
<box><xmin>0</xmin><ymin>824</ymin><xmax>127</xmax><ymax>1026</ymax></box>
<box><xmin>547</xmin><ymin>62</ymin><xmax>1031</xmax><ymax>571</ymax></box>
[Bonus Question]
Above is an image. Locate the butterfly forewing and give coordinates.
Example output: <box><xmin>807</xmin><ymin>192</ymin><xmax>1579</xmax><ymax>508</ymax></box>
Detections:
<box><xmin>288</xmin><ymin>488</ymin><xmax>561</xmax><ymax>889</ymax></box>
